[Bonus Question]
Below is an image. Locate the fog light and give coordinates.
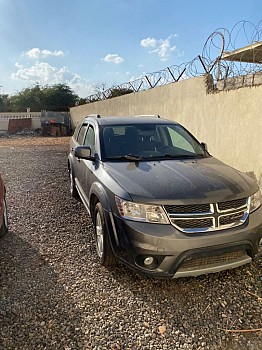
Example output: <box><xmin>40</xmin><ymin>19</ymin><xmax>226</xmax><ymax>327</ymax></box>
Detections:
<box><xmin>144</xmin><ymin>256</ymin><xmax>155</xmax><ymax>266</ymax></box>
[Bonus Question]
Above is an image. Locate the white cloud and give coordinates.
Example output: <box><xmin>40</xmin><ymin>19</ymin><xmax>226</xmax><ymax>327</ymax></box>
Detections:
<box><xmin>15</xmin><ymin>62</ymin><xmax>23</xmax><ymax>69</ymax></box>
<box><xmin>11</xmin><ymin>62</ymin><xmax>93</xmax><ymax>97</ymax></box>
<box><xmin>140</xmin><ymin>37</ymin><xmax>157</xmax><ymax>48</ymax></box>
<box><xmin>24</xmin><ymin>48</ymin><xmax>64</xmax><ymax>59</ymax></box>
<box><xmin>140</xmin><ymin>34</ymin><xmax>179</xmax><ymax>61</ymax></box>
<box><xmin>12</xmin><ymin>62</ymin><xmax>66</xmax><ymax>84</ymax></box>
<box><xmin>103</xmin><ymin>53</ymin><xmax>124</xmax><ymax>64</ymax></box>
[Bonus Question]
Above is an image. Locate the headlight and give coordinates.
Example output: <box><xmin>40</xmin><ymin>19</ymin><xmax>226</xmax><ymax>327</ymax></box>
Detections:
<box><xmin>249</xmin><ymin>190</ymin><xmax>262</xmax><ymax>212</ymax></box>
<box><xmin>115</xmin><ymin>196</ymin><xmax>169</xmax><ymax>224</ymax></box>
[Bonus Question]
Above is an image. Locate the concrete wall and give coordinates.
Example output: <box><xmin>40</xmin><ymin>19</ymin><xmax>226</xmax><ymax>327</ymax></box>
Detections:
<box><xmin>70</xmin><ymin>74</ymin><xmax>262</xmax><ymax>188</ymax></box>
<box><xmin>0</xmin><ymin>112</ymin><xmax>41</xmax><ymax>132</ymax></box>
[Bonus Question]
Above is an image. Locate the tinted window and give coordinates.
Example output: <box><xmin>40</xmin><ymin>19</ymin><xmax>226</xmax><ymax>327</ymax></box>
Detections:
<box><xmin>102</xmin><ymin>123</ymin><xmax>205</xmax><ymax>159</ymax></box>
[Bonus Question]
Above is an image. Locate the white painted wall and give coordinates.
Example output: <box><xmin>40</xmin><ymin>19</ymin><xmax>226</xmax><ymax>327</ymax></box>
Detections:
<box><xmin>0</xmin><ymin>112</ymin><xmax>41</xmax><ymax>131</ymax></box>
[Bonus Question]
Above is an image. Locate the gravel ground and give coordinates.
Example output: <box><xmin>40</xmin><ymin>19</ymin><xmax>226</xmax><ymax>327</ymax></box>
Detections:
<box><xmin>0</xmin><ymin>136</ymin><xmax>261</xmax><ymax>350</ymax></box>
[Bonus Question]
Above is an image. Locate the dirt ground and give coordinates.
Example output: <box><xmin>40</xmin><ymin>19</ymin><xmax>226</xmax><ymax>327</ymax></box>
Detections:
<box><xmin>0</xmin><ymin>135</ymin><xmax>261</xmax><ymax>350</ymax></box>
<box><xmin>0</xmin><ymin>135</ymin><xmax>70</xmax><ymax>147</ymax></box>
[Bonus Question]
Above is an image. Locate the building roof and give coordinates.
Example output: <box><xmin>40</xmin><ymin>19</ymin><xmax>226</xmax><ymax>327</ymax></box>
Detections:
<box><xmin>222</xmin><ymin>41</ymin><xmax>262</xmax><ymax>63</ymax></box>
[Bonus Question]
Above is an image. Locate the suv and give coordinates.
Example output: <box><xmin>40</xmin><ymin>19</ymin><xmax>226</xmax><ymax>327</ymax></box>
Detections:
<box><xmin>68</xmin><ymin>115</ymin><xmax>262</xmax><ymax>278</ymax></box>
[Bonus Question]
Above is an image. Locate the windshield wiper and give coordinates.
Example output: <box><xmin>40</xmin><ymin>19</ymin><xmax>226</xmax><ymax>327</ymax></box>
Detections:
<box><xmin>121</xmin><ymin>154</ymin><xmax>142</xmax><ymax>161</ymax></box>
<box><xmin>104</xmin><ymin>154</ymin><xmax>142</xmax><ymax>161</ymax></box>
<box><xmin>105</xmin><ymin>154</ymin><xmax>205</xmax><ymax>161</ymax></box>
<box><xmin>162</xmin><ymin>154</ymin><xmax>205</xmax><ymax>159</ymax></box>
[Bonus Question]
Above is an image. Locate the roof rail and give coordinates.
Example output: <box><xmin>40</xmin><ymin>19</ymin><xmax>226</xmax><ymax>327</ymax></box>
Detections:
<box><xmin>133</xmin><ymin>114</ymin><xmax>161</xmax><ymax>118</ymax></box>
<box><xmin>87</xmin><ymin>114</ymin><xmax>101</xmax><ymax>118</ymax></box>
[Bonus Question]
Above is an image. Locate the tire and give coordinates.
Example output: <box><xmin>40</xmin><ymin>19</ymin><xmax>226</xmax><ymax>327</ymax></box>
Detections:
<box><xmin>0</xmin><ymin>196</ymin><xmax>8</xmax><ymax>237</ymax></box>
<box><xmin>94</xmin><ymin>202</ymin><xmax>117</xmax><ymax>266</ymax></box>
<box><xmin>69</xmin><ymin>167</ymin><xmax>79</xmax><ymax>199</ymax></box>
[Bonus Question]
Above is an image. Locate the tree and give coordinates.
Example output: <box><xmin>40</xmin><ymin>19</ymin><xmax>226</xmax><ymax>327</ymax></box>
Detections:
<box><xmin>76</xmin><ymin>97</ymin><xmax>88</xmax><ymax>106</ymax></box>
<box><xmin>93</xmin><ymin>82</ymin><xmax>109</xmax><ymax>94</ymax></box>
<box><xmin>93</xmin><ymin>82</ymin><xmax>133</xmax><ymax>98</ymax></box>
<box><xmin>0</xmin><ymin>81</ymin><xmax>135</xmax><ymax>110</ymax></box>
<box><xmin>42</xmin><ymin>84</ymin><xmax>78</xmax><ymax>111</ymax></box>
<box><xmin>10</xmin><ymin>84</ymin><xmax>43</xmax><ymax>112</ymax></box>
<box><xmin>83</xmin><ymin>82</ymin><xmax>133</xmax><ymax>103</ymax></box>
<box><xmin>107</xmin><ymin>87</ymin><xmax>133</xmax><ymax>99</ymax></box>
<box><xmin>9</xmin><ymin>83</ymin><xmax>78</xmax><ymax>112</ymax></box>
<box><xmin>0</xmin><ymin>94</ymin><xmax>12</xmax><ymax>112</ymax></box>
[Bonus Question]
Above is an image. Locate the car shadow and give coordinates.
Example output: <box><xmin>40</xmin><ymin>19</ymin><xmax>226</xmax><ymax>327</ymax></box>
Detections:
<box><xmin>0</xmin><ymin>231</ymin><xmax>85</xmax><ymax>349</ymax></box>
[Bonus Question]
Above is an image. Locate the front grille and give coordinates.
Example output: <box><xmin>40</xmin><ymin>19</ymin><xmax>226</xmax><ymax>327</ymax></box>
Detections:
<box><xmin>219</xmin><ymin>212</ymin><xmax>245</xmax><ymax>226</ymax></box>
<box><xmin>166</xmin><ymin>197</ymin><xmax>249</xmax><ymax>233</ymax></box>
<box><xmin>218</xmin><ymin>198</ymin><xmax>247</xmax><ymax>212</ymax></box>
<box><xmin>179</xmin><ymin>250</ymin><xmax>247</xmax><ymax>269</ymax></box>
<box><xmin>165</xmin><ymin>203</ymin><xmax>211</xmax><ymax>214</ymax></box>
<box><xmin>172</xmin><ymin>218</ymin><xmax>213</xmax><ymax>230</ymax></box>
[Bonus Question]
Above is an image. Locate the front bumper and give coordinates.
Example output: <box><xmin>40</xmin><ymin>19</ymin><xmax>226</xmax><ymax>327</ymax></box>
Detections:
<box><xmin>110</xmin><ymin>205</ymin><xmax>262</xmax><ymax>278</ymax></box>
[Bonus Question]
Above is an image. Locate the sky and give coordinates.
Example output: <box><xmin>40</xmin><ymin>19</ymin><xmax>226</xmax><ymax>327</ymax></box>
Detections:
<box><xmin>1</xmin><ymin>0</ymin><xmax>262</xmax><ymax>98</ymax></box>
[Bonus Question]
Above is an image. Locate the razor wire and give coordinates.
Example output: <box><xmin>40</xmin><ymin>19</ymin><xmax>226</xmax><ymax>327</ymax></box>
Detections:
<box><xmin>82</xmin><ymin>20</ymin><xmax>262</xmax><ymax>104</ymax></box>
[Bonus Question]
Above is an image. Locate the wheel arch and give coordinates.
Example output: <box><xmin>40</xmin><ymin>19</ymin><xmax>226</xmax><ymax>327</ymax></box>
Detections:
<box><xmin>89</xmin><ymin>182</ymin><xmax>120</xmax><ymax>252</ymax></box>
<box><xmin>89</xmin><ymin>182</ymin><xmax>112</xmax><ymax>220</ymax></box>
<box><xmin>67</xmin><ymin>156</ymin><xmax>75</xmax><ymax>175</ymax></box>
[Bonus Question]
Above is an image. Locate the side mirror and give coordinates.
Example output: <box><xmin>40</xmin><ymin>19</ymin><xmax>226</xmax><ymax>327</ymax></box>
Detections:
<box><xmin>74</xmin><ymin>146</ymin><xmax>95</xmax><ymax>161</ymax></box>
<box><xmin>201</xmin><ymin>142</ymin><xmax>208</xmax><ymax>152</ymax></box>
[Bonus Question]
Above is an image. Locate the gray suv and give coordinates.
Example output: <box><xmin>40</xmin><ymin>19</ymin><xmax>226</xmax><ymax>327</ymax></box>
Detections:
<box><xmin>68</xmin><ymin>115</ymin><xmax>262</xmax><ymax>278</ymax></box>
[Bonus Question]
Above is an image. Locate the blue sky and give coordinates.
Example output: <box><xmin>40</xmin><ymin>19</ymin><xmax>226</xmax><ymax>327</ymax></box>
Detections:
<box><xmin>0</xmin><ymin>0</ymin><xmax>262</xmax><ymax>97</ymax></box>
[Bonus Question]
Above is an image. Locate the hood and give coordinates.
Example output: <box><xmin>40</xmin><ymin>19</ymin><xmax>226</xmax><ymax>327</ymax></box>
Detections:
<box><xmin>103</xmin><ymin>157</ymin><xmax>257</xmax><ymax>204</ymax></box>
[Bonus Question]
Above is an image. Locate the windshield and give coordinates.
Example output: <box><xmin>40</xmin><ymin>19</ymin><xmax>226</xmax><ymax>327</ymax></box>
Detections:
<box><xmin>101</xmin><ymin>123</ymin><xmax>207</xmax><ymax>160</ymax></box>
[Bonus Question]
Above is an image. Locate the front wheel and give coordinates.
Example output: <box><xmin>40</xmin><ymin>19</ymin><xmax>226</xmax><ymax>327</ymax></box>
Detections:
<box><xmin>0</xmin><ymin>197</ymin><xmax>8</xmax><ymax>237</ymax></box>
<box><xmin>94</xmin><ymin>202</ymin><xmax>116</xmax><ymax>267</ymax></box>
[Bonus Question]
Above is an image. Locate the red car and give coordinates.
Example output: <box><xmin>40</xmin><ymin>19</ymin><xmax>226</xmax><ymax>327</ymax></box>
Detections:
<box><xmin>0</xmin><ymin>174</ymin><xmax>8</xmax><ymax>237</ymax></box>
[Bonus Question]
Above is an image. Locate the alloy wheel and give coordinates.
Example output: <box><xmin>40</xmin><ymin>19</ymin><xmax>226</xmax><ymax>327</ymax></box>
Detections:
<box><xmin>95</xmin><ymin>211</ymin><xmax>104</xmax><ymax>258</ymax></box>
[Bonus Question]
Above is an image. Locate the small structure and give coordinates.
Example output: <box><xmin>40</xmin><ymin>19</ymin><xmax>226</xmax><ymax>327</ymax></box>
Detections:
<box><xmin>0</xmin><ymin>110</ymin><xmax>72</xmax><ymax>136</ymax></box>
<box><xmin>41</xmin><ymin>120</ymin><xmax>68</xmax><ymax>136</ymax></box>
<box><xmin>0</xmin><ymin>111</ymin><xmax>41</xmax><ymax>134</ymax></box>
<box><xmin>40</xmin><ymin>111</ymin><xmax>71</xmax><ymax>136</ymax></box>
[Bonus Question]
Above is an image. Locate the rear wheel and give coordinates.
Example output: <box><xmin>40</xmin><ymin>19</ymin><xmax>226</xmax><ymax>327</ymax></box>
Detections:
<box><xmin>0</xmin><ymin>197</ymin><xmax>8</xmax><ymax>237</ymax></box>
<box><xmin>69</xmin><ymin>167</ymin><xmax>79</xmax><ymax>199</ymax></box>
<box><xmin>94</xmin><ymin>202</ymin><xmax>116</xmax><ymax>266</ymax></box>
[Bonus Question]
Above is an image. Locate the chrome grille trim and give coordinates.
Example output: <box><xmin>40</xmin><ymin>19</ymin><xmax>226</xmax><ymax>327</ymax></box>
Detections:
<box><xmin>165</xmin><ymin>203</ymin><xmax>213</xmax><ymax>216</ymax></box>
<box><xmin>217</xmin><ymin>197</ymin><xmax>248</xmax><ymax>213</ymax></box>
<box><xmin>218</xmin><ymin>210</ymin><xmax>249</xmax><ymax>229</ymax></box>
<box><xmin>165</xmin><ymin>197</ymin><xmax>249</xmax><ymax>233</ymax></box>
<box><xmin>170</xmin><ymin>217</ymin><xmax>215</xmax><ymax>233</ymax></box>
